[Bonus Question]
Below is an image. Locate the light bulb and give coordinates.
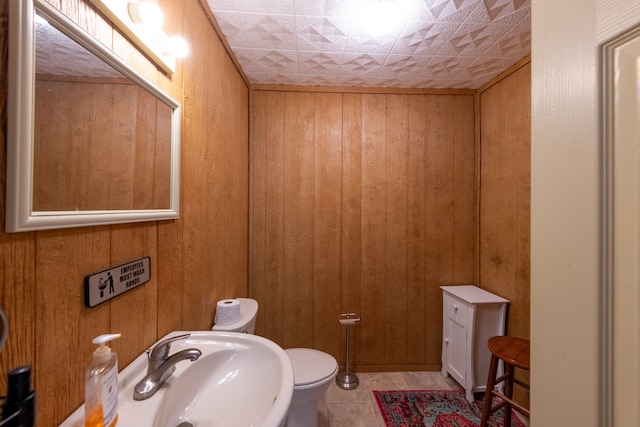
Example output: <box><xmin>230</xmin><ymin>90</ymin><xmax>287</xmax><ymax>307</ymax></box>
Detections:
<box><xmin>168</xmin><ymin>36</ymin><xmax>189</xmax><ymax>58</ymax></box>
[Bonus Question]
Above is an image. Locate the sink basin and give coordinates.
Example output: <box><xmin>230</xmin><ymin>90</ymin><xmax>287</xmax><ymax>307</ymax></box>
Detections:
<box><xmin>60</xmin><ymin>331</ymin><xmax>294</xmax><ymax>427</ymax></box>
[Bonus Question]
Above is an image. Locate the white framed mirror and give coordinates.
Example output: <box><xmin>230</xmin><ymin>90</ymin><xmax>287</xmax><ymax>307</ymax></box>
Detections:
<box><xmin>6</xmin><ymin>0</ymin><xmax>181</xmax><ymax>232</ymax></box>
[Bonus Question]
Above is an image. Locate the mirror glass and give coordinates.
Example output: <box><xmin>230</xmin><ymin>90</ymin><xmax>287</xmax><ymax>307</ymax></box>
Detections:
<box><xmin>6</xmin><ymin>0</ymin><xmax>181</xmax><ymax>232</ymax></box>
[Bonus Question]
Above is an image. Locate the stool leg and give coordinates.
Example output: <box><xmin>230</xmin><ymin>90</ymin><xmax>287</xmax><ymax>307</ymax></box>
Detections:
<box><xmin>503</xmin><ymin>363</ymin><xmax>514</xmax><ymax>427</ymax></box>
<box><xmin>480</xmin><ymin>354</ymin><xmax>500</xmax><ymax>427</ymax></box>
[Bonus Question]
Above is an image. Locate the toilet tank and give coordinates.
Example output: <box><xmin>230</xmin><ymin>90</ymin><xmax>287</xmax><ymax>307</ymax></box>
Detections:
<box><xmin>211</xmin><ymin>298</ymin><xmax>258</xmax><ymax>334</ymax></box>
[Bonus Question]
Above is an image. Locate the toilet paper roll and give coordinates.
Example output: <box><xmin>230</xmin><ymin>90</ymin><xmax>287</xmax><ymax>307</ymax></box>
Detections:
<box><xmin>214</xmin><ymin>299</ymin><xmax>241</xmax><ymax>326</ymax></box>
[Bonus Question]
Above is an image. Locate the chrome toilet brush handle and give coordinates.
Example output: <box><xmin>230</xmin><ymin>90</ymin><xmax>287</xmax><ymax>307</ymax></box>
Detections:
<box><xmin>336</xmin><ymin>313</ymin><xmax>360</xmax><ymax>390</ymax></box>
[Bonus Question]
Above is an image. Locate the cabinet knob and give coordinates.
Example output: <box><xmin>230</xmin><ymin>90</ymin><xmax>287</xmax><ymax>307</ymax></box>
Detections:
<box><xmin>453</xmin><ymin>304</ymin><xmax>459</xmax><ymax>311</ymax></box>
<box><xmin>444</xmin><ymin>338</ymin><xmax>449</xmax><ymax>344</ymax></box>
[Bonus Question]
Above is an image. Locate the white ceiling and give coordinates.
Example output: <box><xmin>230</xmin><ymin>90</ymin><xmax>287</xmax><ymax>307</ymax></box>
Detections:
<box><xmin>206</xmin><ymin>0</ymin><xmax>531</xmax><ymax>89</ymax></box>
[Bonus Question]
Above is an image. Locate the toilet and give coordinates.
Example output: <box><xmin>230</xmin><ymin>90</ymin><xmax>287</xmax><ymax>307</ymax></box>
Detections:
<box><xmin>212</xmin><ymin>298</ymin><xmax>338</xmax><ymax>427</ymax></box>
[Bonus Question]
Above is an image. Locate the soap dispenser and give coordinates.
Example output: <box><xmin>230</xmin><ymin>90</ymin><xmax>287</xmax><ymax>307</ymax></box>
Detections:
<box><xmin>85</xmin><ymin>334</ymin><xmax>121</xmax><ymax>427</ymax></box>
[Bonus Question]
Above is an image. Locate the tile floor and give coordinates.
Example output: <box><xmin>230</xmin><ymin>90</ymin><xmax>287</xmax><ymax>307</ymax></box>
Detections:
<box><xmin>316</xmin><ymin>371</ymin><xmax>529</xmax><ymax>427</ymax></box>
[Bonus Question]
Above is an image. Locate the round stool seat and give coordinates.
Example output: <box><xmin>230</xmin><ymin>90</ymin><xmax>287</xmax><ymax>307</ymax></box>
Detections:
<box><xmin>285</xmin><ymin>348</ymin><xmax>338</xmax><ymax>387</ymax></box>
<box><xmin>480</xmin><ymin>336</ymin><xmax>530</xmax><ymax>427</ymax></box>
<box><xmin>487</xmin><ymin>336</ymin><xmax>530</xmax><ymax>370</ymax></box>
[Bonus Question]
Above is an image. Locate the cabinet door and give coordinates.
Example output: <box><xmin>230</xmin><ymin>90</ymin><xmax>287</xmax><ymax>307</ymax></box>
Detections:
<box><xmin>446</xmin><ymin>312</ymin><xmax>467</xmax><ymax>385</ymax></box>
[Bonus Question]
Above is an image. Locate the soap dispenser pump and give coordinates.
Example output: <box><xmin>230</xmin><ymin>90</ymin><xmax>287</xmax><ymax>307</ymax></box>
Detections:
<box><xmin>85</xmin><ymin>333</ymin><xmax>121</xmax><ymax>427</ymax></box>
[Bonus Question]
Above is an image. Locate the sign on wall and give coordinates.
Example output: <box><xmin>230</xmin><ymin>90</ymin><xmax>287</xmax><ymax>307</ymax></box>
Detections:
<box><xmin>84</xmin><ymin>257</ymin><xmax>151</xmax><ymax>307</ymax></box>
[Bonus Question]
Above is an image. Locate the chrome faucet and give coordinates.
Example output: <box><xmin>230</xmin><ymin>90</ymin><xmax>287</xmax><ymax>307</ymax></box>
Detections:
<box><xmin>133</xmin><ymin>333</ymin><xmax>202</xmax><ymax>400</ymax></box>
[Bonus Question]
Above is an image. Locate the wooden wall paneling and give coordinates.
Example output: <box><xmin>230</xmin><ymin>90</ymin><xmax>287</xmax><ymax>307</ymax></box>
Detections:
<box><xmin>179</xmin><ymin>0</ymin><xmax>215</xmax><ymax>330</ymax></box>
<box><xmin>384</xmin><ymin>94</ymin><xmax>409</xmax><ymax>364</ymax></box>
<box><xmin>155</xmin><ymin>0</ymin><xmax>185</xmax><ymax>337</ymax></box>
<box><xmin>0</xmin><ymin>235</ymin><xmax>36</xmax><ymax>399</ymax></box>
<box><xmin>250</xmin><ymin>91</ymin><xmax>286</xmax><ymax>341</ymax></box>
<box><xmin>423</xmin><ymin>95</ymin><xmax>455</xmax><ymax>365</ymax></box>
<box><xmin>109</xmin><ymin>223</ymin><xmax>159</xmax><ymax>365</ymax></box>
<box><xmin>201</xmin><ymin>38</ymin><xmax>226</xmax><ymax>325</ymax></box>
<box><xmin>34</xmin><ymin>227</ymin><xmax>111</xmax><ymax>424</ymax></box>
<box><xmin>156</xmin><ymin>0</ymin><xmax>194</xmax><ymax>335</ymax></box>
<box><xmin>479</xmin><ymin>63</ymin><xmax>531</xmax><ymax>409</ymax></box>
<box><xmin>221</xmin><ymin>53</ymin><xmax>249</xmax><ymax>300</ymax></box>
<box><xmin>312</xmin><ymin>93</ymin><xmax>343</xmax><ymax>357</ymax></box>
<box><xmin>340</xmin><ymin>93</ymin><xmax>363</xmax><ymax>366</ymax></box>
<box><xmin>249</xmin><ymin>91</ymin><xmax>267</xmax><ymax>336</ymax></box>
<box><xmin>248</xmin><ymin>91</ymin><xmax>477</xmax><ymax>370</ymax></box>
<box><xmin>157</xmin><ymin>213</ymin><xmax>184</xmax><ymax>336</ymax></box>
<box><xmin>405</xmin><ymin>95</ymin><xmax>428</xmax><ymax>365</ymax></box>
<box><xmin>512</xmin><ymin>65</ymin><xmax>531</xmax><ymax>340</ymax></box>
<box><xmin>359</xmin><ymin>94</ymin><xmax>387</xmax><ymax>366</ymax></box>
<box><xmin>479</xmin><ymin>64</ymin><xmax>531</xmax><ymax>340</ymax></box>
<box><xmin>431</xmin><ymin>96</ymin><xmax>457</xmax><ymax>285</ymax></box>
<box><xmin>282</xmin><ymin>92</ymin><xmax>315</xmax><ymax>349</ymax></box>
<box><xmin>453</xmin><ymin>96</ymin><xmax>477</xmax><ymax>284</ymax></box>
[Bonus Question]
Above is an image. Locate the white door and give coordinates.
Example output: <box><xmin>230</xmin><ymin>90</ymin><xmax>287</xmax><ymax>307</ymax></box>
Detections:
<box><xmin>604</xmin><ymin>24</ymin><xmax>640</xmax><ymax>427</ymax></box>
<box><xmin>532</xmin><ymin>1</ymin><xmax>640</xmax><ymax>427</ymax></box>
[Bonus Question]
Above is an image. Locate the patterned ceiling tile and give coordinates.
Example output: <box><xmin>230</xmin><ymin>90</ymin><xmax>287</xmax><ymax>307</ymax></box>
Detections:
<box><xmin>207</xmin><ymin>0</ymin><xmax>531</xmax><ymax>89</ymax></box>
<box><xmin>298</xmin><ymin>74</ymin><xmax>343</xmax><ymax>86</ymax></box>
<box><xmin>424</xmin><ymin>0</ymin><xmax>482</xmax><ymax>21</ymax></box>
<box><xmin>245</xmin><ymin>71</ymin><xmax>300</xmax><ymax>86</ymax></box>
<box><xmin>295</xmin><ymin>15</ymin><xmax>351</xmax><ymax>51</ymax></box>
<box><xmin>440</xmin><ymin>23</ymin><xmax>498</xmax><ymax>56</ymax></box>
<box><xmin>340</xmin><ymin>53</ymin><xmax>387</xmax><ymax>74</ymax></box>
<box><xmin>498</xmin><ymin>31</ymin><xmax>531</xmax><ymax>58</ymax></box>
<box><xmin>207</xmin><ymin>0</ymin><xmax>295</xmax><ymax>14</ymax></box>
<box><xmin>483</xmin><ymin>0</ymin><xmax>531</xmax><ymax>21</ymax></box>
<box><xmin>392</xmin><ymin>21</ymin><xmax>457</xmax><ymax>55</ymax></box>
<box><xmin>294</xmin><ymin>0</ymin><xmax>370</xmax><ymax>18</ymax></box>
<box><xmin>467</xmin><ymin>57</ymin><xmax>508</xmax><ymax>76</ymax></box>
<box><xmin>233</xmin><ymin>48</ymin><xmax>298</xmax><ymax>74</ymax></box>
<box><xmin>297</xmin><ymin>51</ymin><xmax>342</xmax><ymax>74</ymax></box>
<box><xmin>428</xmin><ymin>56</ymin><xmax>469</xmax><ymax>78</ymax></box>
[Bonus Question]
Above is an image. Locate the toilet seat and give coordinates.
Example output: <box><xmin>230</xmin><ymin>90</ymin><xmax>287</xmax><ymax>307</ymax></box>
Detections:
<box><xmin>285</xmin><ymin>348</ymin><xmax>338</xmax><ymax>387</ymax></box>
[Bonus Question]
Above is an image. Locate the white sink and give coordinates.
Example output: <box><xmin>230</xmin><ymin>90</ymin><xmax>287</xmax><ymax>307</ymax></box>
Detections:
<box><xmin>60</xmin><ymin>331</ymin><xmax>294</xmax><ymax>427</ymax></box>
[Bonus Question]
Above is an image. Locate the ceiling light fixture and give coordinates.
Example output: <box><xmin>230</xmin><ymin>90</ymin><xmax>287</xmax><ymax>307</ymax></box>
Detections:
<box><xmin>89</xmin><ymin>0</ymin><xmax>190</xmax><ymax>74</ymax></box>
<box><xmin>128</xmin><ymin>1</ymin><xmax>164</xmax><ymax>28</ymax></box>
<box><xmin>363</xmin><ymin>0</ymin><xmax>401</xmax><ymax>36</ymax></box>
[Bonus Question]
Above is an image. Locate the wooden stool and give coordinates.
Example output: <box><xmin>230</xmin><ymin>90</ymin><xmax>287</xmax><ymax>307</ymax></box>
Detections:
<box><xmin>480</xmin><ymin>336</ymin><xmax>530</xmax><ymax>427</ymax></box>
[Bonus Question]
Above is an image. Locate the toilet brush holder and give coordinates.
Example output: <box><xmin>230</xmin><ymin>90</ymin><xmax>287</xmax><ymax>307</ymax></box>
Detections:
<box><xmin>336</xmin><ymin>313</ymin><xmax>360</xmax><ymax>390</ymax></box>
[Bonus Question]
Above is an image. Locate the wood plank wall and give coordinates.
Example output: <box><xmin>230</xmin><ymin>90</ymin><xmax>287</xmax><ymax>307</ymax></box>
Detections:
<box><xmin>0</xmin><ymin>0</ymin><xmax>249</xmax><ymax>424</ymax></box>
<box><xmin>478</xmin><ymin>60</ymin><xmax>531</xmax><ymax>407</ymax></box>
<box><xmin>479</xmin><ymin>62</ymin><xmax>531</xmax><ymax>341</ymax></box>
<box><xmin>249</xmin><ymin>91</ymin><xmax>477</xmax><ymax>371</ymax></box>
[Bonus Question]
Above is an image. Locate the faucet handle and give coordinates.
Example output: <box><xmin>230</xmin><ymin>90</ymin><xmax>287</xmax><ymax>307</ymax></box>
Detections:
<box><xmin>148</xmin><ymin>333</ymin><xmax>191</xmax><ymax>362</ymax></box>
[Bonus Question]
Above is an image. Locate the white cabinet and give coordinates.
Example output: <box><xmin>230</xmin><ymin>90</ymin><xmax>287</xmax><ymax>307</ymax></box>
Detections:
<box><xmin>441</xmin><ymin>285</ymin><xmax>508</xmax><ymax>402</ymax></box>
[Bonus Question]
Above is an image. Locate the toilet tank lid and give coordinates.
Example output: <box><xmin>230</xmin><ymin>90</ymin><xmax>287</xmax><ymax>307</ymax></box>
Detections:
<box><xmin>285</xmin><ymin>348</ymin><xmax>338</xmax><ymax>386</ymax></box>
<box><xmin>212</xmin><ymin>298</ymin><xmax>258</xmax><ymax>331</ymax></box>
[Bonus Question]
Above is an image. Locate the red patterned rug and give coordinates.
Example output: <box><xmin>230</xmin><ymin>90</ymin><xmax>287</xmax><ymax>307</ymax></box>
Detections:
<box><xmin>374</xmin><ymin>390</ymin><xmax>526</xmax><ymax>427</ymax></box>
